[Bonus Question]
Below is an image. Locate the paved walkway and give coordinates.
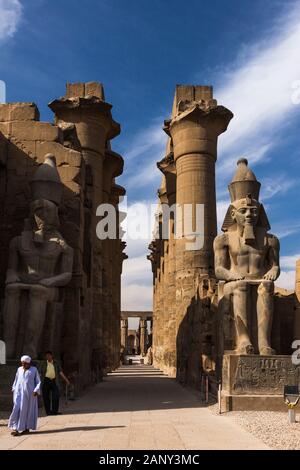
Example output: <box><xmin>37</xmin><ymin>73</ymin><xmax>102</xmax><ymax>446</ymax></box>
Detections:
<box><xmin>0</xmin><ymin>364</ymin><xmax>269</xmax><ymax>450</ymax></box>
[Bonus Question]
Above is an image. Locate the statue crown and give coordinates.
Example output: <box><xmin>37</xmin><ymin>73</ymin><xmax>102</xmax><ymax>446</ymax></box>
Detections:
<box><xmin>30</xmin><ymin>154</ymin><xmax>62</xmax><ymax>206</ymax></box>
<box><xmin>228</xmin><ymin>158</ymin><xmax>261</xmax><ymax>203</ymax></box>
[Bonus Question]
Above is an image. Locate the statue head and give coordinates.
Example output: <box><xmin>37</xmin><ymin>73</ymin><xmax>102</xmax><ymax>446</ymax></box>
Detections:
<box><xmin>30</xmin><ymin>199</ymin><xmax>59</xmax><ymax>234</ymax></box>
<box><xmin>231</xmin><ymin>195</ymin><xmax>260</xmax><ymax>228</ymax></box>
<box><xmin>29</xmin><ymin>154</ymin><xmax>62</xmax><ymax>238</ymax></box>
<box><xmin>221</xmin><ymin>158</ymin><xmax>270</xmax><ymax>236</ymax></box>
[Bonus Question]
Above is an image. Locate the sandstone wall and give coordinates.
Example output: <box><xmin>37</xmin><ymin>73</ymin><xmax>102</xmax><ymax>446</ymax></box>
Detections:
<box><xmin>0</xmin><ymin>82</ymin><xmax>126</xmax><ymax>390</ymax></box>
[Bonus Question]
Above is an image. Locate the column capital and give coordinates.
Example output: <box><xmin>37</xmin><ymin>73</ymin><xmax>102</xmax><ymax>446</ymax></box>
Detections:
<box><xmin>49</xmin><ymin>96</ymin><xmax>120</xmax><ymax>140</ymax></box>
<box><xmin>164</xmin><ymin>100</ymin><xmax>233</xmax><ymax>161</ymax></box>
<box><xmin>165</xmin><ymin>99</ymin><xmax>233</xmax><ymax>135</ymax></box>
<box><xmin>49</xmin><ymin>83</ymin><xmax>120</xmax><ymax>154</ymax></box>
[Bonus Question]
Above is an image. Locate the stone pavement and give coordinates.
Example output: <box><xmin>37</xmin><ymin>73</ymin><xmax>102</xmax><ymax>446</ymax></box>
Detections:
<box><xmin>0</xmin><ymin>364</ymin><xmax>269</xmax><ymax>450</ymax></box>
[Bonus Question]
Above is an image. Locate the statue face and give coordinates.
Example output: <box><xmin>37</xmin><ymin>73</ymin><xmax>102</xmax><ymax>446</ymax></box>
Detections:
<box><xmin>31</xmin><ymin>199</ymin><xmax>59</xmax><ymax>231</ymax></box>
<box><xmin>231</xmin><ymin>205</ymin><xmax>259</xmax><ymax>228</ymax></box>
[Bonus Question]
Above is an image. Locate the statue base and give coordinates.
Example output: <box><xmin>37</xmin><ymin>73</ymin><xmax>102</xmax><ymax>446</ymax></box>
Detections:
<box><xmin>221</xmin><ymin>354</ymin><xmax>300</xmax><ymax>411</ymax></box>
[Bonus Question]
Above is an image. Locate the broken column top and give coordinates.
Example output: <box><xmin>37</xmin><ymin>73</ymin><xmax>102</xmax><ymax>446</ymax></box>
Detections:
<box><xmin>171</xmin><ymin>85</ymin><xmax>213</xmax><ymax>117</ymax></box>
<box><xmin>65</xmin><ymin>82</ymin><xmax>105</xmax><ymax>100</ymax></box>
<box><xmin>49</xmin><ymin>81</ymin><xmax>109</xmax><ymax>109</ymax></box>
<box><xmin>49</xmin><ymin>82</ymin><xmax>120</xmax><ymax>140</ymax></box>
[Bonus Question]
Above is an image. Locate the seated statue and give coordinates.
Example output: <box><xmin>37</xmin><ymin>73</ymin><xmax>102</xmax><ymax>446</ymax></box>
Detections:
<box><xmin>3</xmin><ymin>154</ymin><xmax>73</xmax><ymax>359</ymax></box>
<box><xmin>213</xmin><ymin>158</ymin><xmax>280</xmax><ymax>355</ymax></box>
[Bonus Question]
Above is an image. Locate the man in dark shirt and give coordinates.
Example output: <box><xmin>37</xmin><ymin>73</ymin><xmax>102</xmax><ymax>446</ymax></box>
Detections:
<box><xmin>41</xmin><ymin>351</ymin><xmax>70</xmax><ymax>416</ymax></box>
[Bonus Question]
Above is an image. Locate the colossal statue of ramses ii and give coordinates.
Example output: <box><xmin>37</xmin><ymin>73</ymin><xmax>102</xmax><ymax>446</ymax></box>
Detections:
<box><xmin>3</xmin><ymin>154</ymin><xmax>73</xmax><ymax>359</ymax></box>
<box><xmin>214</xmin><ymin>158</ymin><xmax>280</xmax><ymax>355</ymax></box>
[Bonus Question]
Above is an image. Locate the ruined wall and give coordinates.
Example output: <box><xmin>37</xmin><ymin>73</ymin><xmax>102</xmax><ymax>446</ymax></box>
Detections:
<box><xmin>0</xmin><ymin>82</ymin><xmax>126</xmax><ymax>389</ymax></box>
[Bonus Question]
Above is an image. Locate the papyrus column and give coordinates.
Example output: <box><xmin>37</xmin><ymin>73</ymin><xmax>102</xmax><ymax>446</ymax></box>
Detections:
<box><xmin>164</xmin><ymin>86</ymin><xmax>233</xmax><ymax>353</ymax></box>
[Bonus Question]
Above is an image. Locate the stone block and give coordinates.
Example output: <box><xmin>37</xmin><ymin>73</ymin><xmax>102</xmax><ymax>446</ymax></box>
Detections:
<box><xmin>220</xmin><ymin>392</ymin><xmax>290</xmax><ymax>412</ymax></box>
<box><xmin>36</xmin><ymin>141</ymin><xmax>82</xmax><ymax>167</ymax></box>
<box><xmin>11</xmin><ymin>121</ymin><xmax>62</xmax><ymax>142</ymax></box>
<box><xmin>194</xmin><ymin>86</ymin><xmax>213</xmax><ymax>102</ymax></box>
<box><xmin>0</xmin><ymin>104</ymin><xmax>10</xmax><ymax>122</ymax></box>
<box><xmin>58</xmin><ymin>165</ymin><xmax>82</xmax><ymax>184</ymax></box>
<box><xmin>9</xmin><ymin>139</ymin><xmax>36</xmax><ymax>160</ymax></box>
<box><xmin>66</xmin><ymin>82</ymin><xmax>85</xmax><ymax>98</ymax></box>
<box><xmin>0</xmin><ymin>103</ymin><xmax>39</xmax><ymax>122</ymax></box>
<box><xmin>0</xmin><ymin>122</ymin><xmax>11</xmax><ymax>137</ymax></box>
<box><xmin>85</xmin><ymin>82</ymin><xmax>104</xmax><ymax>99</ymax></box>
<box><xmin>63</xmin><ymin>180</ymin><xmax>82</xmax><ymax>196</ymax></box>
<box><xmin>222</xmin><ymin>354</ymin><xmax>300</xmax><ymax>395</ymax></box>
<box><xmin>10</xmin><ymin>103</ymin><xmax>39</xmax><ymax>121</ymax></box>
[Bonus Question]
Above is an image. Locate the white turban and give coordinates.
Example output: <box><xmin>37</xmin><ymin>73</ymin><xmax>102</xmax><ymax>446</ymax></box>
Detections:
<box><xmin>21</xmin><ymin>355</ymin><xmax>31</xmax><ymax>363</ymax></box>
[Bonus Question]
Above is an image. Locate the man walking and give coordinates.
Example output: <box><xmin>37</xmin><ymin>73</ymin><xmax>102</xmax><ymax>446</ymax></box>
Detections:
<box><xmin>41</xmin><ymin>351</ymin><xmax>70</xmax><ymax>415</ymax></box>
<box><xmin>8</xmin><ymin>355</ymin><xmax>41</xmax><ymax>436</ymax></box>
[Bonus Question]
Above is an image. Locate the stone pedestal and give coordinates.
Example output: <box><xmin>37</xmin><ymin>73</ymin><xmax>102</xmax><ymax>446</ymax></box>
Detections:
<box><xmin>221</xmin><ymin>354</ymin><xmax>300</xmax><ymax>411</ymax></box>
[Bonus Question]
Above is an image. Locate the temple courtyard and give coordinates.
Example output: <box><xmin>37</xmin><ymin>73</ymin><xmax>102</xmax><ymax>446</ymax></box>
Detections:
<box><xmin>1</xmin><ymin>362</ymin><xmax>291</xmax><ymax>451</ymax></box>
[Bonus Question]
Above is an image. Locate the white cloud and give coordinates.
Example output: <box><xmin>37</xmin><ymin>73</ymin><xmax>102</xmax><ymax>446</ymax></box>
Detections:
<box><xmin>280</xmin><ymin>254</ymin><xmax>300</xmax><ymax>270</ymax></box>
<box><xmin>217</xmin><ymin>199</ymin><xmax>229</xmax><ymax>231</ymax></box>
<box><xmin>123</xmin><ymin>119</ymin><xmax>167</xmax><ymax>189</ymax></box>
<box><xmin>272</xmin><ymin>223</ymin><xmax>300</xmax><ymax>240</ymax></box>
<box><xmin>0</xmin><ymin>0</ymin><xmax>22</xmax><ymax>41</ymax></box>
<box><xmin>276</xmin><ymin>270</ymin><xmax>295</xmax><ymax>290</ymax></box>
<box><xmin>121</xmin><ymin>282</ymin><xmax>153</xmax><ymax>311</ymax></box>
<box><xmin>276</xmin><ymin>253</ymin><xmax>300</xmax><ymax>290</ymax></box>
<box><xmin>260</xmin><ymin>176</ymin><xmax>297</xmax><ymax>201</ymax></box>
<box><xmin>122</xmin><ymin>255</ymin><xmax>152</xmax><ymax>286</ymax></box>
<box><xmin>216</xmin><ymin>3</ymin><xmax>300</xmax><ymax>176</ymax></box>
<box><xmin>120</xmin><ymin>198</ymin><xmax>157</xmax><ymax>310</ymax></box>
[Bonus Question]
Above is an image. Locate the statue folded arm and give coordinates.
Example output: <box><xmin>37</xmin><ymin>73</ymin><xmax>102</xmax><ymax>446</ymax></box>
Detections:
<box><xmin>263</xmin><ymin>235</ymin><xmax>280</xmax><ymax>281</ymax></box>
<box><xmin>40</xmin><ymin>242</ymin><xmax>74</xmax><ymax>287</ymax></box>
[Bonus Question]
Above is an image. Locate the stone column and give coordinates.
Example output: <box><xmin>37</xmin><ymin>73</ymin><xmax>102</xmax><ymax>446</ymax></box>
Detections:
<box><xmin>157</xmin><ymin>153</ymin><xmax>176</xmax><ymax>376</ymax></box>
<box><xmin>102</xmin><ymin>151</ymin><xmax>124</xmax><ymax>370</ymax></box>
<box><xmin>139</xmin><ymin>319</ymin><xmax>147</xmax><ymax>356</ymax></box>
<box><xmin>110</xmin><ymin>183</ymin><xmax>126</xmax><ymax>369</ymax></box>
<box><xmin>164</xmin><ymin>86</ymin><xmax>233</xmax><ymax>337</ymax></box>
<box><xmin>49</xmin><ymin>82</ymin><xmax>121</xmax><ymax>375</ymax></box>
<box><xmin>294</xmin><ymin>259</ymin><xmax>300</xmax><ymax>340</ymax></box>
<box><xmin>121</xmin><ymin>318</ymin><xmax>128</xmax><ymax>353</ymax></box>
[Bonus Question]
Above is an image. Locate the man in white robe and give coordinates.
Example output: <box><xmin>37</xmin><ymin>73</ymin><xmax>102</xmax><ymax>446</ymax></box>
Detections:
<box><xmin>8</xmin><ymin>355</ymin><xmax>41</xmax><ymax>436</ymax></box>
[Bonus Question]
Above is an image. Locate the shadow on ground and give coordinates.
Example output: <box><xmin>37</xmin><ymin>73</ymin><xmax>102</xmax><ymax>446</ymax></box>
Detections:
<box><xmin>32</xmin><ymin>425</ymin><xmax>125</xmax><ymax>435</ymax></box>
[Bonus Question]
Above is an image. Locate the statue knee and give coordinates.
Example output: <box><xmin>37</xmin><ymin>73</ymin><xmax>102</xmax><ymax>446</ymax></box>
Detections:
<box><xmin>258</xmin><ymin>281</ymin><xmax>274</xmax><ymax>295</ymax></box>
<box><xmin>29</xmin><ymin>284</ymin><xmax>48</xmax><ymax>300</ymax></box>
<box><xmin>235</xmin><ymin>280</ymin><xmax>249</xmax><ymax>291</ymax></box>
<box><xmin>5</xmin><ymin>283</ymin><xmax>21</xmax><ymax>297</ymax></box>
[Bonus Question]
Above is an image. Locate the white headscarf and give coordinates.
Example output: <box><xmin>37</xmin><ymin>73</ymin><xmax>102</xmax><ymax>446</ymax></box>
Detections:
<box><xmin>21</xmin><ymin>355</ymin><xmax>31</xmax><ymax>363</ymax></box>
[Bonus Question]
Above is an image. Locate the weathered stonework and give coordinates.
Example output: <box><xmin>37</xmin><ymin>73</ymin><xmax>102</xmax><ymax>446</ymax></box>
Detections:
<box><xmin>0</xmin><ymin>83</ymin><xmax>126</xmax><ymax>395</ymax></box>
<box><xmin>222</xmin><ymin>355</ymin><xmax>300</xmax><ymax>395</ymax></box>
<box><xmin>149</xmin><ymin>84</ymin><xmax>300</xmax><ymax>408</ymax></box>
<box><xmin>149</xmin><ymin>85</ymin><xmax>232</xmax><ymax>386</ymax></box>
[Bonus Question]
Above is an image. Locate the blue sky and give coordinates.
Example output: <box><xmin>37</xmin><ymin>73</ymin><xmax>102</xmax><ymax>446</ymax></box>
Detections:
<box><xmin>1</xmin><ymin>0</ymin><xmax>300</xmax><ymax>313</ymax></box>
